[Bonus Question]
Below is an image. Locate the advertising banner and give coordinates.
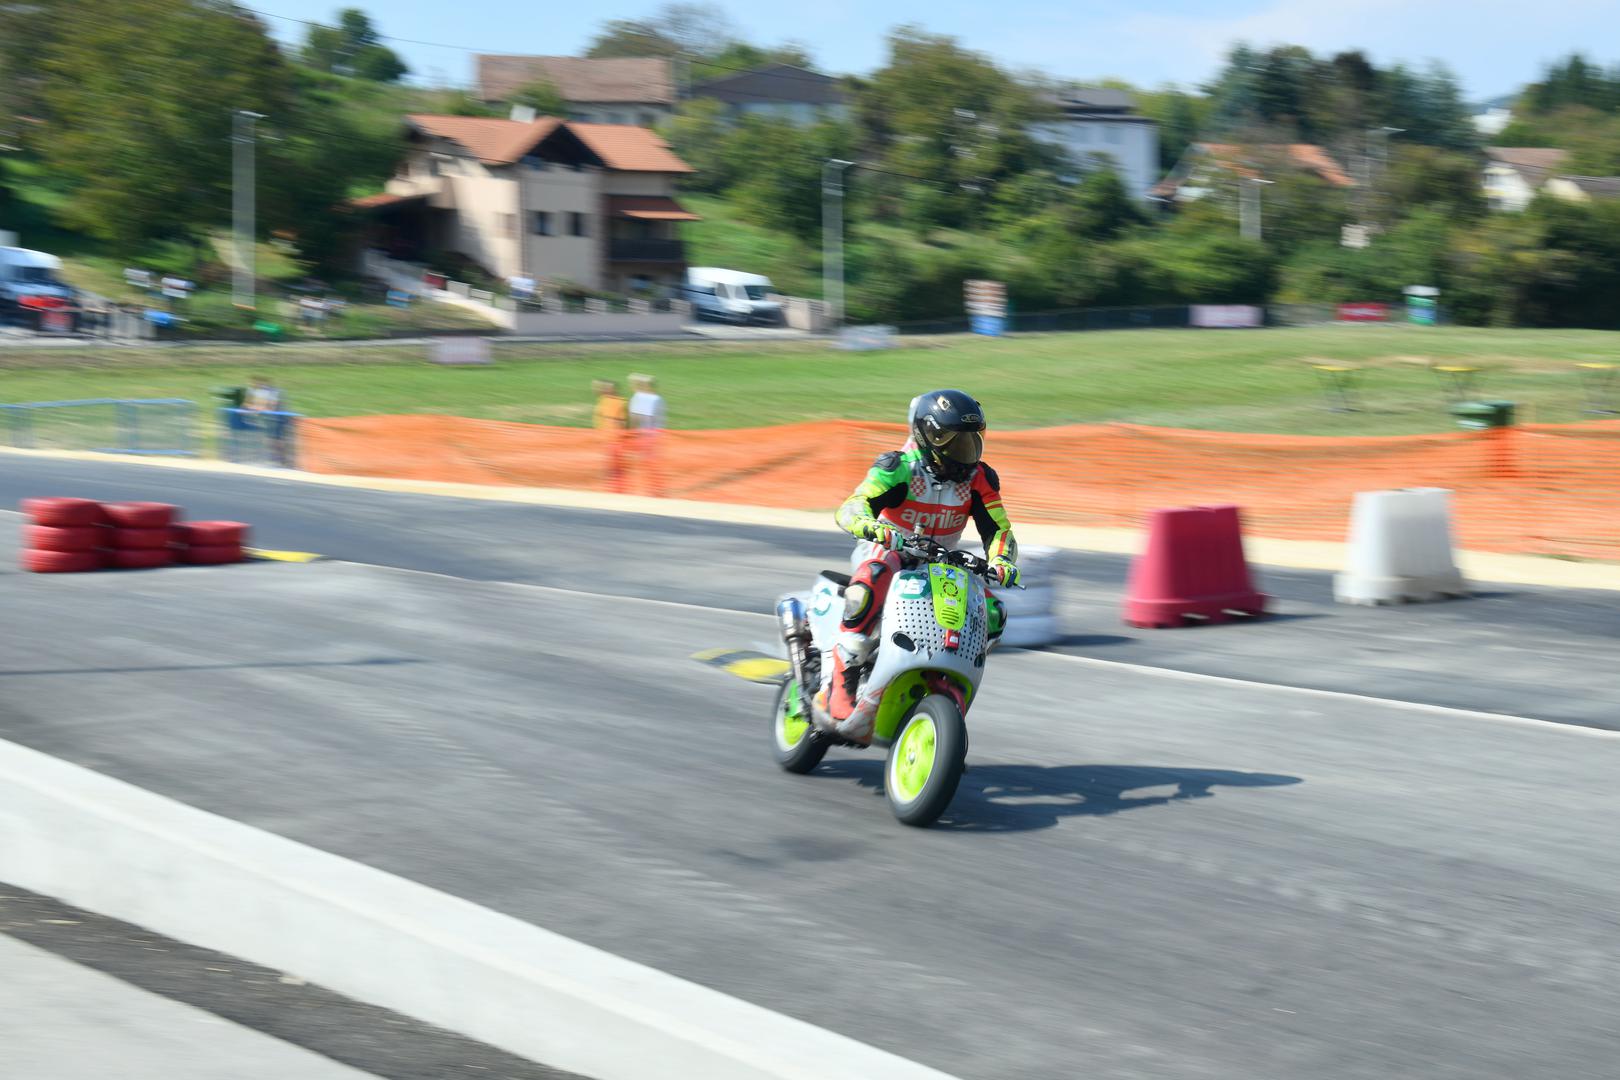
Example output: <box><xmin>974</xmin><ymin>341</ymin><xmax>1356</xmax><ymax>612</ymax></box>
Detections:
<box><xmin>1190</xmin><ymin>305</ymin><xmax>1263</xmax><ymax>328</ymax></box>
<box><xmin>1336</xmin><ymin>303</ymin><xmax>1389</xmax><ymax>322</ymax></box>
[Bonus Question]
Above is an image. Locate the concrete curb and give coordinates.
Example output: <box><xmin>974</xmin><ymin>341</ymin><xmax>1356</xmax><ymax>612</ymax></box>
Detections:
<box><xmin>4</xmin><ymin>445</ymin><xmax>1617</xmax><ymax>592</ymax></box>
<box><xmin>0</xmin><ymin>737</ymin><xmax>959</xmax><ymax>1080</ymax></box>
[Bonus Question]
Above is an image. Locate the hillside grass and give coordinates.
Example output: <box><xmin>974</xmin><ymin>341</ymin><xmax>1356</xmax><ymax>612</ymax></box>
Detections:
<box><xmin>2</xmin><ymin>326</ymin><xmax>1617</xmax><ymax>434</ymax></box>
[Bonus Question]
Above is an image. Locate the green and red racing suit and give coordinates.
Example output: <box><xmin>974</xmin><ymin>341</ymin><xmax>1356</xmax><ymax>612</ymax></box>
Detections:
<box><xmin>835</xmin><ymin>444</ymin><xmax>1017</xmax><ymax>567</ymax></box>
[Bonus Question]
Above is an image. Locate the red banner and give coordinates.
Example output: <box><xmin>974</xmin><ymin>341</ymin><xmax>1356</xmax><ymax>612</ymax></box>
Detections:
<box><xmin>1336</xmin><ymin>303</ymin><xmax>1389</xmax><ymax>322</ymax></box>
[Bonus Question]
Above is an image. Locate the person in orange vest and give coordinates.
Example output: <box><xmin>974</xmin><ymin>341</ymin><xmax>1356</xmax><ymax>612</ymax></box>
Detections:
<box><xmin>592</xmin><ymin>379</ymin><xmax>629</xmax><ymax>492</ymax></box>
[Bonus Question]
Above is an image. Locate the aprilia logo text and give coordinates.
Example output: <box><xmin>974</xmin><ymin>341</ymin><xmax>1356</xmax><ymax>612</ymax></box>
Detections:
<box><xmin>898</xmin><ymin>506</ymin><xmax>968</xmax><ymax>533</ymax></box>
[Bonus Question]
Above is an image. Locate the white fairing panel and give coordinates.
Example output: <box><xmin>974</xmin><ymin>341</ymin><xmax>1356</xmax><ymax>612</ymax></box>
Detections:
<box><xmin>865</xmin><ymin>567</ymin><xmax>987</xmax><ymax>701</ymax></box>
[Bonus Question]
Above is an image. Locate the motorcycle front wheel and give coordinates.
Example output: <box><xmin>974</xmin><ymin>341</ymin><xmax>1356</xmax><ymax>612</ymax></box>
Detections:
<box><xmin>771</xmin><ymin>679</ymin><xmax>829</xmax><ymax>774</ymax></box>
<box><xmin>885</xmin><ymin>693</ymin><xmax>967</xmax><ymax>827</ymax></box>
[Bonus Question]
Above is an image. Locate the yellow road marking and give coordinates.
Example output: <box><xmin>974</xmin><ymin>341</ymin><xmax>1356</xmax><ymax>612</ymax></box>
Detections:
<box><xmin>245</xmin><ymin>548</ymin><xmax>325</xmax><ymax>563</ymax></box>
<box><xmin>691</xmin><ymin>648</ymin><xmax>791</xmax><ymax>684</ymax></box>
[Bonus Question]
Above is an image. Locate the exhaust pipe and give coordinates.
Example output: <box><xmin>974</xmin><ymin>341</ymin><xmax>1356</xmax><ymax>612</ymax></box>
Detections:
<box><xmin>776</xmin><ymin>597</ymin><xmax>814</xmax><ymax>693</ymax></box>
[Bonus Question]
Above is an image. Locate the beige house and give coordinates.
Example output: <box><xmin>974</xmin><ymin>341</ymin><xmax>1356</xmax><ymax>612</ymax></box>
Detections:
<box><xmin>1542</xmin><ymin>174</ymin><xmax>1620</xmax><ymax>203</ymax></box>
<box><xmin>475</xmin><ymin>56</ymin><xmax>675</xmax><ymax>126</ymax></box>
<box><xmin>356</xmin><ymin>114</ymin><xmax>698</xmax><ymax>294</ymax></box>
<box><xmin>1483</xmin><ymin>147</ymin><xmax>1568</xmax><ymax>211</ymax></box>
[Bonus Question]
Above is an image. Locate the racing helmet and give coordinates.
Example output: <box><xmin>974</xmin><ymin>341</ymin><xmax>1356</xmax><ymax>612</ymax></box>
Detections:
<box><xmin>910</xmin><ymin>389</ymin><xmax>986</xmax><ymax>482</ymax></box>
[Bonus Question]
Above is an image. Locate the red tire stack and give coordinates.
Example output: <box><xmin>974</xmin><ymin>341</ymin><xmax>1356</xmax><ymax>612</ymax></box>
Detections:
<box><xmin>102</xmin><ymin>502</ymin><xmax>180</xmax><ymax>570</ymax></box>
<box><xmin>20</xmin><ymin>497</ymin><xmax>108</xmax><ymax>573</ymax></box>
<box><xmin>173</xmin><ymin>520</ymin><xmax>249</xmax><ymax>565</ymax></box>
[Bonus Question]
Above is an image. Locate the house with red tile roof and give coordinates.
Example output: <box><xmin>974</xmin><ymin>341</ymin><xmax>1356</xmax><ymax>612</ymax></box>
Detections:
<box><xmin>353</xmin><ymin>114</ymin><xmax>698</xmax><ymax>294</ymax></box>
<box><xmin>1151</xmin><ymin>143</ymin><xmax>1356</xmax><ymax>203</ymax></box>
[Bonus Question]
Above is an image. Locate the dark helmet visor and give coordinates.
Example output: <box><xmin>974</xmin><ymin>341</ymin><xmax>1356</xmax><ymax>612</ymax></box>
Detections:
<box><xmin>933</xmin><ymin>429</ymin><xmax>983</xmax><ymax>466</ymax></box>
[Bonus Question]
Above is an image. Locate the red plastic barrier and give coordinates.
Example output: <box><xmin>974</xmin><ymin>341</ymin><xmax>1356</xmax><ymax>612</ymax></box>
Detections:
<box><xmin>1124</xmin><ymin>505</ymin><xmax>1268</xmax><ymax>628</ymax></box>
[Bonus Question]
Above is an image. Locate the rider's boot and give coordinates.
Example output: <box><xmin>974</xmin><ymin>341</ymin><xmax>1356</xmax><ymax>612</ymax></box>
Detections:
<box><xmin>815</xmin><ymin>633</ymin><xmax>871</xmax><ymax>721</ymax></box>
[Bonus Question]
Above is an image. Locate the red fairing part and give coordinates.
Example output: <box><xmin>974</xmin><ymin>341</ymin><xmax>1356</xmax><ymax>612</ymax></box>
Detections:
<box><xmin>924</xmin><ymin>672</ymin><xmax>967</xmax><ymax>713</ymax></box>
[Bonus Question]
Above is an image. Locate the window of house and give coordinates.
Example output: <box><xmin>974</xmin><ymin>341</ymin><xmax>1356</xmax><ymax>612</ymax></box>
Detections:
<box><xmin>1105</xmin><ymin>125</ymin><xmax>1123</xmax><ymax>145</ymax></box>
<box><xmin>570</xmin><ymin>212</ymin><xmax>588</xmax><ymax>237</ymax></box>
<box><xmin>533</xmin><ymin>211</ymin><xmax>553</xmax><ymax>236</ymax></box>
<box><xmin>639</xmin><ymin>112</ymin><xmax>657</xmax><ymax>127</ymax></box>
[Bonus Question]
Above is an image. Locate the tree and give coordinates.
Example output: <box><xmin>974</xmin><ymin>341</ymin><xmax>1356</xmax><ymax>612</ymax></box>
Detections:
<box><xmin>586</xmin><ymin>2</ymin><xmax>732</xmax><ymax>59</ymax></box>
<box><xmin>350</xmin><ymin>43</ymin><xmax>407</xmax><ymax>82</ymax></box>
<box><xmin>727</xmin><ymin>117</ymin><xmax>856</xmax><ymax>239</ymax></box>
<box><xmin>0</xmin><ymin>0</ymin><xmax>64</xmax><ymax>126</ymax></box>
<box><xmin>510</xmin><ymin>79</ymin><xmax>569</xmax><ymax>118</ymax></box>
<box><xmin>662</xmin><ymin>98</ymin><xmax>738</xmax><ymax>191</ymax></box>
<box><xmin>586</xmin><ymin>20</ymin><xmax>680</xmax><ymax>59</ymax></box>
<box><xmin>301</xmin><ymin>7</ymin><xmax>407</xmax><ymax>81</ymax></box>
<box><xmin>1067</xmin><ymin>167</ymin><xmax>1144</xmax><ymax>241</ymax></box>
<box><xmin>38</xmin><ymin>0</ymin><xmax>395</xmax><ymax>268</ymax></box>
<box><xmin>43</xmin><ymin>0</ymin><xmax>295</xmax><ymax>252</ymax></box>
<box><xmin>690</xmin><ymin>39</ymin><xmax>816</xmax><ymax>82</ymax></box>
<box><xmin>1385</xmin><ymin>145</ymin><xmax>1485</xmax><ymax>221</ymax></box>
<box><xmin>1138</xmin><ymin>88</ymin><xmax>1203</xmax><ymax>171</ymax></box>
<box><xmin>859</xmin><ymin>27</ymin><xmax>1056</xmax><ymax>229</ymax></box>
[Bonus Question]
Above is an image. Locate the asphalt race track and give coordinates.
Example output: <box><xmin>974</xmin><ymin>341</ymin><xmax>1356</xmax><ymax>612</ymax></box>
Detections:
<box><xmin>3</xmin><ymin>455</ymin><xmax>1619</xmax><ymax>1080</ymax></box>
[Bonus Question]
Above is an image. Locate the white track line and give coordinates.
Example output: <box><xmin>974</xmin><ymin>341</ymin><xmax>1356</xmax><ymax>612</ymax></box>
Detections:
<box><xmin>344</xmin><ymin>561</ymin><xmax>1620</xmax><ymax>742</ymax></box>
<box><xmin>1031</xmin><ymin>650</ymin><xmax>1620</xmax><ymax>741</ymax></box>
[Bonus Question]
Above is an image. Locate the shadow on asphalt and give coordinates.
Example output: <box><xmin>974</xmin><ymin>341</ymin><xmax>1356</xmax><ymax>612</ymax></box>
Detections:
<box><xmin>815</xmin><ymin>761</ymin><xmax>1303</xmax><ymax>833</ymax></box>
<box><xmin>0</xmin><ymin>657</ymin><xmax>422</xmax><ymax>678</ymax></box>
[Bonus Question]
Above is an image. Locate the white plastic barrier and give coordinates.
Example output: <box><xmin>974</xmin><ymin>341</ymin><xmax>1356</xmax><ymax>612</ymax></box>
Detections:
<box><xmin>996</xmin><ymin>544</ymin><xmax>1061</xmax><ymax>647</ymax></box>
<box><xmin>1334</xmin><ymin>487</ymin><xmax>1470</xmax><ymax>605</ymax></box>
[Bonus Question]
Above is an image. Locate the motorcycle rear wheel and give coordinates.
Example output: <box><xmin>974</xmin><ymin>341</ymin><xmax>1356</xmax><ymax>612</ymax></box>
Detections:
<box><xmin>885</xmin><ymin>694</ymin><xmax>967</xmax><ymax>827</ymax></box>
<box><xmin>771</xmin><ymin>679</ymin><xmax>829</xmax><ymax>774</ymax></box>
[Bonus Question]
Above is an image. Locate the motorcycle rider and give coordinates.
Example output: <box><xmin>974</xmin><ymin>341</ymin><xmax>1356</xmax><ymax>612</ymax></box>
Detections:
<box><xmin>817</xmin><ymin>389</ymin><xmax>1020</xmax><ymax>735</ymax></box>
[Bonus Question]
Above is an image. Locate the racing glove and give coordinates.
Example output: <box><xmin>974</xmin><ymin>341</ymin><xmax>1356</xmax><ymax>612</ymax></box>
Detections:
<box><xmin>989</xmin><ymin>556</ymin><xmax>1021</xmax><ymax>589</ymax></box>
<box><xmin>866</xmin><ymin>521</ymin><xmax>905</xmax><ymax>552</ymax></box>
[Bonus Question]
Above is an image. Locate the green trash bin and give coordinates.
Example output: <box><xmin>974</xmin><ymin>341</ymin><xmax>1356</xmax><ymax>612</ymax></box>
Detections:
<box><xmin>1451</xmin><ymin>400</ymin><xmax>1516</xmax><ymax>430</ymax></box>
<box><xmin>252</xmin><ymin>319</ymin><xmax>282</xmax><ymax>340</ymax></box>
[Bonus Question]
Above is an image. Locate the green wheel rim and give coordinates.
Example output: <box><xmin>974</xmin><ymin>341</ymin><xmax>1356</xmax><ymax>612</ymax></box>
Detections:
<box><xmin>778</xmin><ymin>682</ymin><xmax>810</xmax><ymax>748</ymax></box>
<box><xmin>891</xmin><ymin>715</ymin><xmax>938</xmax><ymax>803</ymax></box>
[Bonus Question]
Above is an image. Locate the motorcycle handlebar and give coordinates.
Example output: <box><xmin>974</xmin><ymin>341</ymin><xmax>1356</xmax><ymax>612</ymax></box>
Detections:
<box><xmin>898</xmin><ymin>534</ymin><xmax>994</xmax><ymax>579</ymax></box>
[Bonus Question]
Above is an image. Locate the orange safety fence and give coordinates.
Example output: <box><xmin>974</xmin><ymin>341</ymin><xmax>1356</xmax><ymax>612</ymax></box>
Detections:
<box><xmin>300</xmin><ymin>416</ymin><xmax>1620</xmax><ymax>560</ymax></box>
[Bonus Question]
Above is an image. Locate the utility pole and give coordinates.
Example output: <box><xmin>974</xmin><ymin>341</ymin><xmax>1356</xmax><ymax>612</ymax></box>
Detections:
<box><xmin>1239</xmin><ymin>176</ymin><xmax>1274</xmax><ymax>242</ymax></box>
<box><xmin>232</xmin><ymin>110</ymin><xmax>265</xmax><ymax>310</ymax></box>
<box><xmin>821</xmin><ymin>158</ymin><xmax>854</xmax><ymax>330</ymax></box>
<box><xmin>1367</xmin><ymin>125</ymin><xmax>1403</xmax><ymax>225</ymax></box>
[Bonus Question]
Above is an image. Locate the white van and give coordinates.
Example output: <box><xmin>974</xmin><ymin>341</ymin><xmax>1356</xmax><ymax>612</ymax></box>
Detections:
<box><xmin>682</xmin><ymin>267</ymin><xmax>783</xmax><ymax>325</ymax></box>
<box><xmin>0</xmin><ymin>246</ymin><xmax>74</xmax><ymax>315</ymax></box>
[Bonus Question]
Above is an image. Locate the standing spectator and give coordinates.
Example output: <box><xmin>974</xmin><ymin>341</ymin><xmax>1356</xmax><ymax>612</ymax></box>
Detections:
<box><xmin>244</xmin><ymin>375</ymin><xmax>292</xmax><ymax>467</ymax></box>
<box><xmin>627</xmin><ymin>373</ymin><xmax>666</xmax><ymax>497</ymax></box>
<box><xmin>592</xmin><ymin>379</ymin><xmax>629</xmax><ymax>492</ymax></box>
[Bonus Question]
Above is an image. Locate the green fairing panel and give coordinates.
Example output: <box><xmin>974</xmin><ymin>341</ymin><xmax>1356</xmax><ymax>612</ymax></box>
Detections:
<box><xmin>929</xmin><ymin>564</ymin><xmax>968</xmax><ymax>630</ymax></box>
<box><xmin>872</xmin><ymin>669</ymin><xmax>975</xmax><ymax>742</ymax></box>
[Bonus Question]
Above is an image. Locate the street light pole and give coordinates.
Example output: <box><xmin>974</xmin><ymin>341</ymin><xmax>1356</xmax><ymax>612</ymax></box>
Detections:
<box><xmin>822</xmin><ymin>158</ymin><xmax>854</xmax><ymax>331</ymax></box>
<box><xmin>1239</xmin><ymin>177</ymin><xmax>1275</xmax><ymax>242</ymax></box>
<box><xmin>1368</xmin><ymin>125</ymin><xmax>1403</xmax><ymax>224</ymax></box>
<box><xmin>232</xmin><ymin>110</ymin><xmax>265</xmax><ymax>310</ymax></box>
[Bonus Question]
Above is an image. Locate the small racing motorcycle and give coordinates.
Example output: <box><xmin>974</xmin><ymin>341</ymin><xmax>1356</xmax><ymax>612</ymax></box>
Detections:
<box><xmin>772</xmin><ymin>534</ymin><xmax>1007</xmax><ymax>827</ymax></box>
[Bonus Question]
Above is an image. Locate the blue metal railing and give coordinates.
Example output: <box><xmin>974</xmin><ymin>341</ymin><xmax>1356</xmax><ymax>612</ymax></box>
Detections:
<box><xmin>219</xmin><ymin>408</ymin><xmax>301</xmax><ymax>468</ymax></box>
<box><xmin>0</xmin><ymin>398</ymin><xmax>198</xmax><ymax>456</ymax></box>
